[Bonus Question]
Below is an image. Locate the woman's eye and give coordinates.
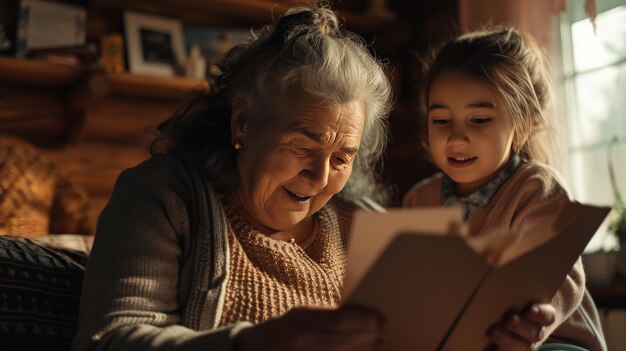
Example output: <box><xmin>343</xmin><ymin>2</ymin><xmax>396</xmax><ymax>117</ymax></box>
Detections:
<box><xmin>332</xmin><ymin>155</ymin><xmax>352</xmax><ymax>167</ymax></box>
<box><xmin>431</xmin><ymin>118</ymin><xmax>450</xmax><ymax>125</ymax></box>
<box><xmin>334</xmin><ymin>157</ymin><xmax>347</xmax><ymax>165</ymax></box>
<box><xmin>471</xmin><ymin>117</ymin><xmax>492</xmax><ymax>125</ymax></box>
<box><xmin>292</xmin><ymin>147</ymin><xmax>313</xmax><ymax>157</ymax></box>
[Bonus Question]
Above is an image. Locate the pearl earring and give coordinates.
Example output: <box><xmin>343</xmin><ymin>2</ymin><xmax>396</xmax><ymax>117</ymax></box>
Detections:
<box><xmin>234</xmin><ymin>141</ymin><xmax>242</xmax><ymax>150</ymax></box>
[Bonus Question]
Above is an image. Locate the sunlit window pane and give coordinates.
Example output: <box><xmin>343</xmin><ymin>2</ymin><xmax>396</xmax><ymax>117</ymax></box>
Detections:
<box><xmin>565</xmin><ymin>1</ymin><xmax>626</xmax><ymax>254</ymax></box>
<box><xmin>569</xmin><ymin>63</ymin><xmax>626</xmax><ymax>148</ymax></box>
<box><xmin>569</xmin><ymin>144</ymin><xmax>626</xmax><ymax>206</ymax></box>
<box><xmin>571</xmin><ymin>5</ymin><xmax>626</xmax><ymax>72</ymax></box>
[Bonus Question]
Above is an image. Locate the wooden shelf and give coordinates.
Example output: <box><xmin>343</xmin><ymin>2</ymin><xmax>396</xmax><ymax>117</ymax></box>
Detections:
<box><xmin>0</xmin><ymin>57</ymin><xmax>207</xmax><ymax>99</ymax></box>
<box><xmin>0</xmin><ymin>57</ymin><xmax>206</xmax><ymax>145</ymax></box>
<box><xmin>0</xmin><ymin>56</ymin><xmax>81</xmax><ymax>88</ymax></box>
<box><xmin>0</xmin><ymin>0</ymin><xmax>402</xmax><ymax>146</ymax></box>
<box><xmin>108</xmin><ymin>73</ymin><xmax>207</xmax><ymax>100</ymax></box>
<box><xmin>91</xmin><ymin>0</ymin><xmax>397</xmax><ymax>35</ymax></box>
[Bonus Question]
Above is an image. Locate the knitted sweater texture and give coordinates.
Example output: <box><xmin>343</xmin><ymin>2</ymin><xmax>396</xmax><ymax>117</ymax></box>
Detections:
<box><xmin>218</xmin><ymin>198</ymin><xmax>351</xmax><ymax>326</ymax></box>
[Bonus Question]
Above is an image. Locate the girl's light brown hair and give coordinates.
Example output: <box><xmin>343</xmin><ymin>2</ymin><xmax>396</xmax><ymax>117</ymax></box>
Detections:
<box><xmin>420</xmin><ymin>27</ymin><xmax>556</xmax><ymax>165</ymax></box>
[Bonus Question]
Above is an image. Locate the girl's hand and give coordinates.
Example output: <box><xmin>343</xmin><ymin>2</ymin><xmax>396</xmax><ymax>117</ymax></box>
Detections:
<box><xmin>486</xmin><ymin>303</ymin><xmax>556</xmax><ymax>351</ymax></box>
<box><xmin>234</xmin><ymin>305</ymin><xmax>385</xmax><ymax>351</ymax></box>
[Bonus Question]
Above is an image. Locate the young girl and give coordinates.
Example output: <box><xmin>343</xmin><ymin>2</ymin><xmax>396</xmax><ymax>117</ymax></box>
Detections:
<box><xmin>404</xmin><ymin>28</ymin><xmax>606</xmax><ymax>351</ymax></box>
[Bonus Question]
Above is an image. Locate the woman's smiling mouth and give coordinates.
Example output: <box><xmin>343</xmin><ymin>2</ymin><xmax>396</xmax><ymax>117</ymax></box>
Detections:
<box><xmin>284</xmin><ymin>187</ymin><xmax>312</xmax><ymax>203</ymax></box>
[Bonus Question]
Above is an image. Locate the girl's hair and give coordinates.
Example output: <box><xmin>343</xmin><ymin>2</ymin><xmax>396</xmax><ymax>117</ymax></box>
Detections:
<box><xmin>152</xmin><ymin>5</ymin><xmax>393</xmax><ymax>204</ymax></box>
<box><xmin>420</xmin><ymin>27</ymin><xmax>556</xmax><ymax>164</ymax></box>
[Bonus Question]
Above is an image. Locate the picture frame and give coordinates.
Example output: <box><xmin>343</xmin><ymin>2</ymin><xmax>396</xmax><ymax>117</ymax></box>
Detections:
<box><xmin>183</xmin><ymin>27</ymin><xmax>250</xmax><ymax>64</ymax></box>
<box><xmin>16</xmin><ymin>0</ymin><xmax>87</xmax><ymax>58</ymax></box>
<box><xmin>124</xmin><ymin>11</ymin><xmax>186</xmax><ymax>77</ymax></box>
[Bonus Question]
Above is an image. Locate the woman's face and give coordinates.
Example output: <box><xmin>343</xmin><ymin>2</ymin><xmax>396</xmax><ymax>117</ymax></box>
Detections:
<box><xmin>232</xmin><ymin>97</ymin><xmax>366</xmax><ymax>231</ymax></box>
<box><xmin>427</xmin><ymin>71</ymin><xmax>515</xmax><ymax>196</ymax></box>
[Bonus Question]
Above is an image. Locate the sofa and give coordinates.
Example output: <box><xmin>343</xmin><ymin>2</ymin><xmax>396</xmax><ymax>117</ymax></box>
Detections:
<box><xmin>0</xmin><ymin>135</ymin><xmax>93</xmax><ymax>350</ymax></box>
<box><xmin>0</xmin><ymin>235</ymin><xmax>91</xmax><ymax>351</ymax></box>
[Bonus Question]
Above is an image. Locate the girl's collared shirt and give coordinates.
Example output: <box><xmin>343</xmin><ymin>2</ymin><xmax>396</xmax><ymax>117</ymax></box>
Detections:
<box><xmin>442</xmin><ymin>154</ymin><xmax>522</xmax><ymax>221</ymax></box>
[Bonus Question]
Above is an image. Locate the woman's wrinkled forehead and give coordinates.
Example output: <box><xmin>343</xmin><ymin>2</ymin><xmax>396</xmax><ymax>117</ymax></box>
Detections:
<box><xmin>272</xmin><ymin>95</ymin><xmax>366</xmax><ymax>146</ymax></box>
<box><xmin>284</xmin><ymin>95</ymin><xmax>364</xmax><ymax>127</ymax></box>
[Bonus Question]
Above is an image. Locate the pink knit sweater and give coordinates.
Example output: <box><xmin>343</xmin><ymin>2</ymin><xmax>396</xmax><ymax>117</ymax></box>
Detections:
<box><xmin>403</xmin><ymin>162</ymin><xmax>606</xmax><ymax>351</ymax></box>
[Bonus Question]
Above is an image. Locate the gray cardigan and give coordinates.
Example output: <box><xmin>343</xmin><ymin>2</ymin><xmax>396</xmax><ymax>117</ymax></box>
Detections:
<box><xmin>73</xmin><ymin>155</ymin><xmax>250</xmax><ymax>351</ymax></box>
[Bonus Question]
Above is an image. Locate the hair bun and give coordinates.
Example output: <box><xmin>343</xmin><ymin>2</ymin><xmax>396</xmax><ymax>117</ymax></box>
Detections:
<box><xmin>280</xmin><ymin>6</ymin><xmax>341</xmax><ymax>37</ymax></box>
<box><xmin>312</xmin><ymin>7</ymin><xmax>340</xmax><ymax>35</ymax></box>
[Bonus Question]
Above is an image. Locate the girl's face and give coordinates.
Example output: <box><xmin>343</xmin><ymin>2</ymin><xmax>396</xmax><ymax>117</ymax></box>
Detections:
<box><xmin>427</xmin><ymin>72</ymin><xmax>516</xmax><ymax>196</ymax></box>
<box><xmin>232</xmin><ymin>96</ymin><xmax>365</xmax><ymax>232</ymax></box>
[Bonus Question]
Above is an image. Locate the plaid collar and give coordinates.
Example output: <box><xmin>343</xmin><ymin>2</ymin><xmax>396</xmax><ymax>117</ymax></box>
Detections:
<box><xmin>442</xmin><ymin>154</ymin><xmax>521</xmax><ymax>221</ymax></box>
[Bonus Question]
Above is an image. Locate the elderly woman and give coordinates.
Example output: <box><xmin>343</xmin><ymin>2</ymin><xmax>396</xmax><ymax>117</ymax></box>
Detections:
<box><xmin>73</xmin><ymin>6</ymin><xmax>556</xmax><ymax>351</ymax></box>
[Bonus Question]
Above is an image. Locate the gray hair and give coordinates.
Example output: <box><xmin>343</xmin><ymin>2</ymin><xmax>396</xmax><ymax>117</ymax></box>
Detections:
<box><xmin>154</xmin><ymin>5</ymin><xmax>393</xmax><ymax>204</ymax></box>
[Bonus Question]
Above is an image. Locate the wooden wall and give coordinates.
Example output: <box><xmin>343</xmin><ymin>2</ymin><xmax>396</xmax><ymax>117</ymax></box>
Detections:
<box><xmin>1</xmin><ymin>72</ymin><xmax>187</xmax><ymax>233</ymax></box>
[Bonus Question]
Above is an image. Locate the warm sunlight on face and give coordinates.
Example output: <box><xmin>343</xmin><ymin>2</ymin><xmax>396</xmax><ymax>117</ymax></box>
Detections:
<box><xmin>234</xmin><ymin>97</ymin><xmax>366</xmax><ymax>231</ymax></box>
<box><xmin>427</xmin><ymin>72</ymin><xmax>515</xmax><ymax>196</ymax></box>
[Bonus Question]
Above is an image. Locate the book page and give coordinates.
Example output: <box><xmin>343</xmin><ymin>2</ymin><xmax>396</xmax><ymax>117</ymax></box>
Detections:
<box><xmin>441</xmin><ymin>202</ymin><xmax>610</xmax><ymax>351</ymax></box>
<box><xmin>343</xmin><ymin>202</ymin><xmax>609</xmax><ymax>351</ymax></box>
<box><xmin>342</xmin><ymin>206</ymin><xmax>464</xmax><ymax>299</ymax></box>
<box><xmin>346</xmin><ymin>234</ymin><xmax>489</xmax><ymax>351</ymax></box>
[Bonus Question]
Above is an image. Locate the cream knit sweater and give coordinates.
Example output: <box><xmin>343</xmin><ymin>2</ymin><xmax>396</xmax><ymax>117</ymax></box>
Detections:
<box><xmin>218</xmin><ymin>197</ymin><xmax>351</xmax><ymax>326</ymax></box>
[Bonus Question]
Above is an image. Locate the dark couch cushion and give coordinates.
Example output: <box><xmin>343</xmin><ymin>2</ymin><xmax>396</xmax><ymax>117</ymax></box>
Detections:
<box><xmin>0</xmin><ymin>236</ymin><xmax>86</xmax><ymax>351</ymax></box>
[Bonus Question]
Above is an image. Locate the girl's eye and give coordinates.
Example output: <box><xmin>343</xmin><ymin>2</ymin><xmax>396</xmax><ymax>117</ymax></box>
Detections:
<box><xmin>471</xmin><ymin>117</ymin><xmax>492</xmax><ymax>125</ymax></box>
<box><xmin>431</xmin><ymin>118</ymin><xmax>450</xmax><ymax>125</ymax></box>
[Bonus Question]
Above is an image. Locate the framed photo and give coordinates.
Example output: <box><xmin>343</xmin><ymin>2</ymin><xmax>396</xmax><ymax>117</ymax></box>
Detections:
<box><xmin>124</xmin><ymin>11</ymin><xmax>186</xmax><ymax>77</ymax></box>
<box><xmin>16</xmin><ymin>0</ymin><xmax>86</xmax><ymax>57</ymax></box>
<box><xmin>183</xmin><ymin>27</ymin><xmax>250</xmax><ymax>64</ymax></box>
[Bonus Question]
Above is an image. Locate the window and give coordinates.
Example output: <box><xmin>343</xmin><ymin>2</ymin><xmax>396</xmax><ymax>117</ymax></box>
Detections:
<box><xmin>559</xmin><ymin>0</ymin><xmax>626</xmax><ymax>248</ymax></box>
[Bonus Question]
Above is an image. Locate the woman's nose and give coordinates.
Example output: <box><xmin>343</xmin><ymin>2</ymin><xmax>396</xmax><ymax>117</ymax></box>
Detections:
<box><xmin>447</xmin><ymin>125</ymin><xmax>470</xmax><ymax>146</ymax></box>
<box><xmin>301</xmin><ymin>156</ymin><xmax>330</xmax><ymax>190</ymax></box>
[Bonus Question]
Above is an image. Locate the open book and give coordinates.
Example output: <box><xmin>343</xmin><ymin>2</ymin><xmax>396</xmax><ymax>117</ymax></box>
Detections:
<box><xmin>341</xmin><ymin>202</ymin><xmax>610</xmax><ymax>351</ymax></box>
